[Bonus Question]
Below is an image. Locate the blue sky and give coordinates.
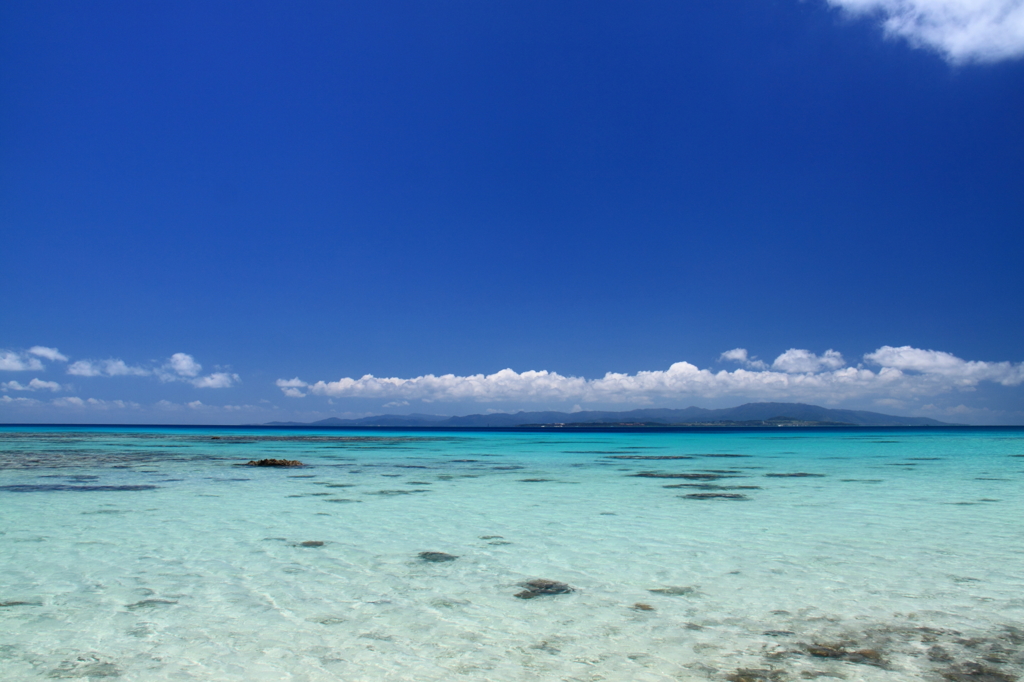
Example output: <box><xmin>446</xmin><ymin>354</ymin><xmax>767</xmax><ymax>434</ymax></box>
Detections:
<box><xmin>3</xmin><ymin>1</ymin><xmax>1023</xmax><ymax>424</ymax></box>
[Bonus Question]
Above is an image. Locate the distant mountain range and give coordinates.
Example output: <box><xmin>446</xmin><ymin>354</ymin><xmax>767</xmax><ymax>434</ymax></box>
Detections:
<box><xmin>266</xmin><ymin>402</ymin><xmax>949</xmax><ymax>427</ymax></box>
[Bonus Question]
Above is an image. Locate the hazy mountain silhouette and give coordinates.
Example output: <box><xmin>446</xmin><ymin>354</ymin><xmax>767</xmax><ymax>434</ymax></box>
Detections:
<box><xmin>267</xmin><ymin>402</ymin><xmax>948</xmax><ymax>427</ymax></box>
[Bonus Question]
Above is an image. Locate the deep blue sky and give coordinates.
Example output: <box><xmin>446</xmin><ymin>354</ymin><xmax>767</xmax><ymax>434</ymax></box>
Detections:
<box><xmin>3</xmin><ymin>1</ymin><xmax>1023</xmax><ymax>423</ymax></box>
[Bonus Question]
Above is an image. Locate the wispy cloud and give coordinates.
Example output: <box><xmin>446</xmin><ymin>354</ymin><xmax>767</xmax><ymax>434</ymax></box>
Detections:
<box><xmin>68</xmin><ymin>359</ymin><xmax>150</xmax><ymax>377</ymax></box>
<box><xmin>191</xmin><ymin>372</ymin><xmax>238</xmax><ymax>389</ymax></box>
<box><xmin>50</xmin><ymin>397</ymin><xmax>141</xmax><ymax>409</ymax></box>
<box><xmin>277</xmin><ymin>345</ymin><xmax>1024</xmax><ymax>404</ymax></box>
<box><xmin>0</xmin><ymin>395</ymin><xmax>41</xmax><ymax>405</ymax></box>
<box><xmin>155</xmin><ymin>399</ymin><xmax>260</xmax><ymax>412</ymax></box>
<box><xmin>28</xmin><ymin>346</ymin><xmax>68</xmax><ymax>362</ymax></box>
<box><xmin>2</xmin><ymin>378</ymin><xmax>62</xmax><ymax>392</ymax></box>
<box><xmin>58</xmin><ymin>352</ymin><xmax>239</xmax><ymax>388</ymax></box>
<box><xmin>826</xmin><ymin>0</ymin><xmax>1024</xmax><ymax>63</ymax></box>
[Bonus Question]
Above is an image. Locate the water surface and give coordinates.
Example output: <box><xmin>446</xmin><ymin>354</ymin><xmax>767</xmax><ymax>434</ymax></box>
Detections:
<box><xmin>1</xmin><ymin>426</ymin><xmax>1022</xmax><ymax>680</ymax></box>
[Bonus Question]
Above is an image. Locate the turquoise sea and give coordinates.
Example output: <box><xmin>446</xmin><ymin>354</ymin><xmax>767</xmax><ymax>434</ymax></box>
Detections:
<box><xmin>1</xmin><ymin>426</ymin><xmax>1022</xmax><ymax>681</ymax></box>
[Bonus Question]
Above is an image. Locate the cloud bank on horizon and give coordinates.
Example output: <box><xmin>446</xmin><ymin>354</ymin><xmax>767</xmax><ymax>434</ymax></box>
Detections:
<box><xmin>277</xmin><ymin>346</ymin><xmax>1024</xmax><ymax>405</ymax></box>
<box><xmin>827</xmin><ymin>0</ymin><xmax>1024</xmax><ymax>62</ymax></box>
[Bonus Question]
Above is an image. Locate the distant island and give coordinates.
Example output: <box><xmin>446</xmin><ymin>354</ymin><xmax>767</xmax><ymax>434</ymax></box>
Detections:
<box><xmin>266</xmin><ymin>402</ymin><xmax>950</xmax><ymax>428</ymax></box>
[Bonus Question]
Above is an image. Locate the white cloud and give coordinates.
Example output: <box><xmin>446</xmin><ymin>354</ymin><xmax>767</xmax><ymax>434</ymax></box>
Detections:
<box><xmin>152</xmin><ymin>399</ymin><xmax>257</xmax><ymax>412</ymax></box>
<box><xmin>826</xmin><ymin>0</ymin><xmax>1024</xmax><ymax>63</ymax></box>
<box><xmin>167</xmin><ymin>353</ymin><xmax>202</xmax><ymax>377</ymax></box>
<box><xmin>719</xmin><ymin>348</ymin><xmax>769</xmax><ymax>370</ymax></box>
<box><xmin>2</xmin><ymin>379</ymin><xmax>62</xmax><ymax>392</ymax></box>
<box><xmin>276</xmin><ymin>345</ymin><xmax>1024</xmax><ymax>405</ymax></box>
<box><xmin>190</xmin><ymin>372</ymin><xmax>239</xmax><ymax>389</ymax></box>
<box><xmin>31</xmin><ymin>379</ymin><xmax>62</xmax><ymax>391</ymax></box>
<box><xmin>1</xmin><ymin>395</ymin><xmax>40</xmax><ymax>405</ymax></box>
<box><xmin>0</xmin><ymin>351</ymin><xmax>44</xmax><ymax>371</ymax></box>
<box><xmin>772</xmin><ymin>348</ymin><xmax>846</xmax><ymax>373</ymax></box>
<box><xmin>51</xmin><ymin>396</ymin><xmax>140</xmax><ymax>409</ymax></box>
<box><xmin>720</xmin><ymin>348</ymin><xmax>751</xmax><ymax>363</ymax></box>
<box><xmin>28</xmin><ymin>346</ymin><xmax>68</xmax><ymax>362</ymax></box>
<box><xmin>865</xmin><ymin>345</ymin><xmax>1024</xmax><ymax>385</ymax></box>
<box><xmin>276</xmin><ymin>377</ymin><xmax>308</xmax><ymax>397</ymax></box>
<box><xmin>66</xmin><ymin>361</ymin><xmax>102</xmax><ymax>377</ymax></box>
<box><xmin>383</xmin><ymin>400</ymin><xmax>410</xmax><ymax>408</ymax></box>
<box><xmin>68</xmin><ymin>359</ymin><xmax>149</xmax><ymax>377</ymax></box>
<box><xmin>158</xmin><ymin>354</ymin><xmax>237</xmax><ymax>388</ymax></box>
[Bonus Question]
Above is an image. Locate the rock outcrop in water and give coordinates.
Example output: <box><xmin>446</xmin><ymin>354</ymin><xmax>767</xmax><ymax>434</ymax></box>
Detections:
<box><xmin>804</xmin><ymin>643</ymin><xmax>885</xmax><ymax>665</ymax></box>
<box><xmin>514</xmin><ymin>579</ymin><xmax>574</xmax><ymax>599</ymax></box>
<box><xmin>418</xmin><ymin>551</ymin><xmax>458</xmax><ymax>562</ymax></box>
<box><xmin>245</xmin><ymin>459</ymin><xmax>303</xmax><ymax>467</ymax></box>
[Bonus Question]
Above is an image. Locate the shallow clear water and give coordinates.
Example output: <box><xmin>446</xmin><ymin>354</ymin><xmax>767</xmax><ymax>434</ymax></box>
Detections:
<box><xmin>1</xmin><ymin>426</ymin><xmax>1022</xmax><ymax>681</ymax></box>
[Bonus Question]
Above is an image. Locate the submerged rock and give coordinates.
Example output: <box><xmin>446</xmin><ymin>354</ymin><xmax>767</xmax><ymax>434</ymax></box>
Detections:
<box><xmin>633</xmin><ymin>472</ymin><xmax>726</xmax><ymax>479</ymax></box>
<box><xmin>48</xmin><ymin>655</ymin><xmax>121</xmax><ymax>679</ymax></box>
<box><xmin>726</xmin><ymin>669</ymin><xmax>784</xmax><ymax>682</ymax></box>
<box><xmin>631</xmin><ymin>602</ymin><xmax>655</xmax><ymax>611</ymax></box>
<box><xmin>941</xmin><ymin>662</ymin><xmax>1016</xmax><ymax>681</ymax></box>
<box><xmin>699</xmin><ymin>454</ymin><xmax>752</xmax><ymax>458</ymax></box>
<box><xmin>663</xmin><ymin>483</ymin><xmax>761</xmax><ymax>490</ymax></box>
<box><xmin>514</xmin><ymin>579</ymin><xmax>574</xmax><ymax>599</ymax></box>
<box><xmin>682</xmin><ymin>493</ymin><xmax>749</xmax><ymax>500</ymax></box>
<box><xmin>648</xmin><ymin>586</ymin><xmax>696</xmax><ymax>595</ymax></box>
<box><xmin>299</xmin><ymin>541</ymin><xmax>324</xmax><ymax>547</ymax></box>
<box><xmin>764</xmin><ymin>473</ymin><xmax>825</xmax><ymax>478</ymax></box>
<box><xmin>606</xmin><ymin>455</ymin><xmax>695</xmax><ymax>460</ymax></box>
<box><xmin>125</xmin><ymin>598</ymin><xmax>177</xmax><ymax>610</ymax></box>
<box><xmin>418</xmin><ymin>551</ymin><xmax>458</xmax><ymax>562</ymax></box>
<box><xmin>805</xmin><ymin>643</ymin><xmax>885</xmax><ymax>666</ymax></box>
<box><xmin>245</xmin><ymin>458</ymin><xmax>303</xmax><ymax>467</ymax></box>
